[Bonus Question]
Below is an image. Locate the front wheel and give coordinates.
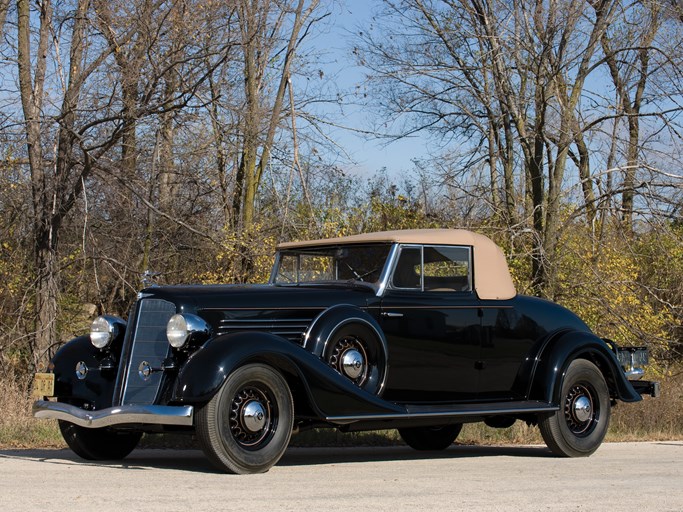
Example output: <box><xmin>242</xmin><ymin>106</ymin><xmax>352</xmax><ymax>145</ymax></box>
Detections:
<box><xmin>59</xmin><ymin>421</ymin><xmax>141</xmax><ymax>460</ymax></box>
<box><xmin>196</xmin><ymin>363</ymin><xmax>294</xmax><ymax>474</ymax></box>
<box><xmin>539</xmin><ymin>359</ymin><xmax>611</xmax><ymax>457</ymax></box>
<box><xmin>399</xmin><ymin>424</ymin><xmax>462</xmax><ymax>451</ymax></box>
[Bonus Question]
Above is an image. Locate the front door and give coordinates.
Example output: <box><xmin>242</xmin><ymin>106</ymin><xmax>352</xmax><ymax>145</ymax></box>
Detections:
<box><xmin>378</xmin><ymin>245</ymin><xmax>481</xmax><ymax>403</ymax></box>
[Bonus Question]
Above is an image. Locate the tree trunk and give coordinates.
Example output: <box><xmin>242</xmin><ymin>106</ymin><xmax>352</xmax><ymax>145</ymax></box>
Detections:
<box><xmin>529</xmin><ymin>98</ymin><xmax>547</xmax><ymax>295</ymax></box>
<box><xmin>600</xmin><ymin>4</ymin><xmax>661</xmax><ymax>232</ymax></box>
<box><xmin>502</xmin><ymin>113</ymin><xmax>516</xmax><ymax>226</ymax></box>
<box><xmin>18</xmin><ymin>0</ymin><xmax>94</xmax><ymax>367</ymax></box>
<box><xmin>17</xmin><ymin>0</ymin><xmax>57</xmax><ymax>368</ymax></box>
<box><xmin>236</xmin><ymin>0</ymin><xmax>318</xmax><ymax>232</ymax></box>
<box><xmin>0</xmin><ymin>0</ymin><xmax>10</xmax><ymax>42</ymax></box>
<box><xmin>487</xmin><ymin>118</ymin><xmax>500</xmax><ymax>214</ymax></box>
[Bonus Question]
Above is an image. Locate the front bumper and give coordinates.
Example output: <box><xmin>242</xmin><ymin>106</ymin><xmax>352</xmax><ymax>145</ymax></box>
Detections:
<box><xmin>33</xmin><ymin>400</ymin><xmax>194</xmax><ymax>428</ymax></box>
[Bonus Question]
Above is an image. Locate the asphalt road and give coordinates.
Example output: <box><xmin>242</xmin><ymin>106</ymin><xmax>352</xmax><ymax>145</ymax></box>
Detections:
<box><xmin>1</xmin><ymin>442</ymin><xmax>681</xmax><ymax>511</ymax></box>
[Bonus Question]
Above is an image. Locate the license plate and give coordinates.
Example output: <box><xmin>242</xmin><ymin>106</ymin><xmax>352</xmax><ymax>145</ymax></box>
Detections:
<box><xmin>616</xmin><ymin>346</ymin><xmax>649</xmax><ymax>369</ymax></box>
<box><xmin>32</xmin><ymin>373</ymin><xmax>55</xmax><ymax>398</ymax></box>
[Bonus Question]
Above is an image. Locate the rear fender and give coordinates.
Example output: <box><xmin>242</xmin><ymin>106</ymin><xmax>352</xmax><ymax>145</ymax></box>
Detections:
<box><xmin>172</xmin><ymin>332</ymin><xmax>402</xmax><ymax>419</ymax></box>
<box><xmin>528</xmin><ymin>330</ymin><xmax>641</xmax><ymax>404</ymax></box>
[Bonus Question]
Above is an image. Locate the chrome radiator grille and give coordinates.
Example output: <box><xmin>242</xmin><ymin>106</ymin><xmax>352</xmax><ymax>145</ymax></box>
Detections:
<box><xmin>121</xmin><ymin>298</ymin><xmax>176</xmax><ymax>405</ymax></box>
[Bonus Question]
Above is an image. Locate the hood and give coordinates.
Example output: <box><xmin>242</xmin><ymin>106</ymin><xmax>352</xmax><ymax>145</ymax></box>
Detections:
<box><xmin>136</xmin><ymin>283</ymin><xmax>378</xmax><ymax>345</ymax></box>
<box><xmin>137</xmin><ymin>283</ymin><xmax>377</xmax><ymax>313</ymax></box>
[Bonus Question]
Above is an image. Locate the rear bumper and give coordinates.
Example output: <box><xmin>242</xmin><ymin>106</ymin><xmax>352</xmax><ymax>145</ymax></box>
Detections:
<box><xmin>630</xmin><ymin>380</ymin><xmax>661</xmax><ymax>398</ymax></box>
<box><xmin>32</xmin><ymin>400</ymin><xmax>194</xmax><ymax>428</ymax></box>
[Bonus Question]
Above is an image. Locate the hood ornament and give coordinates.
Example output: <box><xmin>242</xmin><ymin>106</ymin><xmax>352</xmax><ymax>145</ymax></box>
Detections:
<box><xmin>141</xmin><ymin>270</ymin><xmax>161</xmax><ymax>288</ymax></box>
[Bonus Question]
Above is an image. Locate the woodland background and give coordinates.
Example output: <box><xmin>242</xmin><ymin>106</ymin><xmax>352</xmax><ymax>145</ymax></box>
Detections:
<box><xmin>0</xmin><ymin>0</ymin><xmax>682</xmax><ymax>442</ymax></box>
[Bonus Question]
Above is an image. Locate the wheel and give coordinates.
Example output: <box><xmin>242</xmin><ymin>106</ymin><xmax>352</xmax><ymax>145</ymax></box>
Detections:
<box><xmin>58</xmin><ymin>421</ymin><xmax>141</xmax><ymax>460</ymax></box>
<box><xmin>324</xmin><ymin>322</ymin><xmax>387</xmax><ymax>395</ymax></box>
<box><xmin>398</xmin><ymin>424</ymin><xmax>462</xmax><ymax>451</ymax></box>
<box><xmin>196</xmin><ymin>363</ymin><xmax>294</xmax><ymax>474</ymax></box>
<box><xmin>539</xmin><ymin>359</ymin><xmax>611</xmax><ymax>457</ymax></box>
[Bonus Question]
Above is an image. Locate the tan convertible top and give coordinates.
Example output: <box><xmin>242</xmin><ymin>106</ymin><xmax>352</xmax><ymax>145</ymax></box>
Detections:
<box><xmin>278</xmin><ymin>229</ymin><xmax>516</xmax><ymax>300</ymax></box>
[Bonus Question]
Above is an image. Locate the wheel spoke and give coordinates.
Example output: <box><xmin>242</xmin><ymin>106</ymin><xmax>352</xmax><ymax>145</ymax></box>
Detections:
<box><xmin>227</xmin><ymin>386</ymin><xmax>274</xmax><ymax>448</ymax></box>
<box><xmin>329</xmin><ymin>336</ymin><xmax>369</xmax><ymax>386</ymax></box>
<box><xmin>564</xmin><ymin>384</ymin><xmax>596</xmax><ymax>436</ymax></box>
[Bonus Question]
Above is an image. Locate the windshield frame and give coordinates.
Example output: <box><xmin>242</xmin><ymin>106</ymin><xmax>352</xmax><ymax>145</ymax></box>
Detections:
<box><xmin>269</xmin><ymin>243</ymin><xmax>398</xmax><ymax>295</ymax></box>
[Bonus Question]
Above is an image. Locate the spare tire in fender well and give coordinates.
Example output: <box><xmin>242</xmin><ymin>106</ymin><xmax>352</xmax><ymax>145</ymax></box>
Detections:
<box><xmin>304</xmin><ymin>304</ymin><xmax>389</xmax><ymax>395</ymax></box>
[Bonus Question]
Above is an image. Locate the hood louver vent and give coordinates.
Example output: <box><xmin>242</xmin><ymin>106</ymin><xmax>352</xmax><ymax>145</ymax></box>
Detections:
<box><xmin>216</xmin><ymin>315</ymin><xmax>318</xmax><ymax>345</ymax></box>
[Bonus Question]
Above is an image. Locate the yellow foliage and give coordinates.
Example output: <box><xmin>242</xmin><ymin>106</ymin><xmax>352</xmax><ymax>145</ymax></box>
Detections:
<box><xmin>550</xmin><ymin>226</ymin><xmax>674</xmax><ymax>370</ymax></box>
<box><xmin>0</xmin><ymin>240</ymin><xmax>30</xmax><ymax>302</ymax></box>
<box><xmin>193</xmin><ymin>223</ymin><xmax>277</xmax><ymax>284</ymax></box>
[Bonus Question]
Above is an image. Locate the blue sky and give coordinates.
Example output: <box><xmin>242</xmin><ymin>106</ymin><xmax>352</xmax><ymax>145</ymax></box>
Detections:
<box><xmin>306</xmin><ymin>0</ymin><xmax>432</xmax><ymax>178</ymax></box>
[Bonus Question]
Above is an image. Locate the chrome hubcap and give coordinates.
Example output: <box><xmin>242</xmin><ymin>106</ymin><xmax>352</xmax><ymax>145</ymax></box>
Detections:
<box><xmin>341</xmin><ymin>349</ymin><xmax>365</xmax><ymax>379</ymax></box>
<box><xmin>329</xmin><ymin>336</ymin><xmax>368</xmax><ymax>386</ymax></box>
<box><xmin>573</xmin><ymin>395</ymin><xmax>592</xmax><ymax>423</ymax></box>
<box><xmin>242</xmin><ymin>400</ymin><xmax>267</xmax><ymax>433</ymax></box>
<box><xmin>229</xmin><ymin>388</ymin><xmax>272</xmax><ymax>447</ymax></box>
<box><xmin>564</xmin><ymin>384</ymin><xmax>596</xmax><ymax>435</ymax></box>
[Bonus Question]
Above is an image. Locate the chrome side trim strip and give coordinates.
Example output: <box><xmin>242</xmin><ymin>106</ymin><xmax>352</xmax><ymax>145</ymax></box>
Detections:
<box><xmin>32</xmin><ymin>400</ymin><xmax>194</xmax><ymax>428</ymax></box>
<box><xmin>324</xmin><ymin>404</ymin><xmax>559</xmax><ymax>424</ymax></box>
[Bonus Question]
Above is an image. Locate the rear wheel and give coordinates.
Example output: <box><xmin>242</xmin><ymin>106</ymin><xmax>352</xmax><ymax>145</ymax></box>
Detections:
<box><xmin>399</xmin><ymin>424</ymin><xmax>462</xmax><ymax>451</ymax></box>
<box><xmin>59</xmin><ymin>421</ymin><xmax>141</xmax><ymax>460</ymax></box>
<box><xmin>539</xmin><ymin>359</ymin><xmax>611</xmax><ymax>457</ymax></box>
<box><xmin>196</xmin><ymin>363</ymin><xmax>294</xmax><ymax>474</ymax></box>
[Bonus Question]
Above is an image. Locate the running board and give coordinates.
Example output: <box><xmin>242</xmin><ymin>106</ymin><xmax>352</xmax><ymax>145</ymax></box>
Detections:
<box><xmin>324</xmin><ymin>400</ymin><xmax>558</xmax><ymax>425</ymax></box>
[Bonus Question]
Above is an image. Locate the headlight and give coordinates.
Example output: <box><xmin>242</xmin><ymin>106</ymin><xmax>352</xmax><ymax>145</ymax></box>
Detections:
<box><xmin>166</xmin><ymin>314</ymin><xmax>210</xmax><ymax>349</ymax></box>
<box><xmin>167</xmin><ymin>314</ymin><xmax>189</xmax><ymax>348</ymax></box>
<box><xmin>90</xmin><ymin>315</ymin><xmax>126</xmax><ymax>349</ymax></box>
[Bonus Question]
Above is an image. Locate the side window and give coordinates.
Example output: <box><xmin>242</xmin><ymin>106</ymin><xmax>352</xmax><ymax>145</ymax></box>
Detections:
<box><xmin>391</xmin><ymin>247</ymin><xmax>422</xmax><ymax>289</ymax></box>
<box><xmin>422</xmin><ymin>246</ymin><xmax>471</xmax><ymax>292</ymax></box>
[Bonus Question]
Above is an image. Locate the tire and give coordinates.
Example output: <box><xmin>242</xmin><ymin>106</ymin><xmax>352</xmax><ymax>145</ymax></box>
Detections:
<box><xmin>399</xmin><ymin>424</ymin><xmax>462</xmax><ymax>451</ymax></box>
<box><xmin>196</xmin><ymin>363</ymin><xmax>294</xmax><ymax>474</ymax></box>
<box><xmin>58</xmin><ymin>421</ymin><xmax>141</xmax><ymax>460</ymax></box>
<box><xmin>539</xmin><ymin>359</ymin><xmax>611</xmax><ymax>457</ymax></box>
<box><xmin>323</xmin><ymin>322</ymin><xmax>387</xmax><ymax>395</ymax></box>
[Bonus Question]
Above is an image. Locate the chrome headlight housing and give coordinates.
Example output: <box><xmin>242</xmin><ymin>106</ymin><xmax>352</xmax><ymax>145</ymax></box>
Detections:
<box><xmin>90</xmin><ymin>315</ymin><xmax>126</xmax><ymax>349</ymax></box>
<box><xmin>166</xmin><ymin>314</ymin><xmax>210</xmax><ymax>349</ymax></box>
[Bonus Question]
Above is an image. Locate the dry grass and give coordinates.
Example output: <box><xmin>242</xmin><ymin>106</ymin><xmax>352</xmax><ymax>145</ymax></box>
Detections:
<box><xmin>608</xmin><ymin>372</ymin><xmax>683</xmax><ymax>441</ymax></box>
<box><xmin>0</xmin><ymin>376</ymin><xmax>64</xmax><ymax>449</ymax></box>
<box><xmin>2</xmin><ymin>373</ymin><xmax>681</xmax><ymax>450</ymax></box>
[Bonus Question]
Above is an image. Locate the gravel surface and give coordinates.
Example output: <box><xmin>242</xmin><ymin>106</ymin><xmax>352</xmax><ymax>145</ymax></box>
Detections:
<box><xmin>1</xmin><ymin>442</ymin><xmax>681</xmax><ymax>511</ymax></box>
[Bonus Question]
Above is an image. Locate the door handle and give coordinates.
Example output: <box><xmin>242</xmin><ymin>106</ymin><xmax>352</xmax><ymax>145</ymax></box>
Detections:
<box><xmin>381</xmin><ymin>311</ymin><xmax>404</xmax><ymax>318</ymax></box>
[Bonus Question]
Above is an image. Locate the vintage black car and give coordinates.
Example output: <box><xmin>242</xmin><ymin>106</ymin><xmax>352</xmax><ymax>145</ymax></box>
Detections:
<box><xmin>33</xmin><ymin>229</ymin><xmax>659</xmax><ymax>473</ymax></box>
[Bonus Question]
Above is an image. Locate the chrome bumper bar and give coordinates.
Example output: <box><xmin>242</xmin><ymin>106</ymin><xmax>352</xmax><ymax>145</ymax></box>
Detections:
<box><xmin>32</xmin><ymin>400</ymin><xmax>194</xmax><ymax>428</ymax></box>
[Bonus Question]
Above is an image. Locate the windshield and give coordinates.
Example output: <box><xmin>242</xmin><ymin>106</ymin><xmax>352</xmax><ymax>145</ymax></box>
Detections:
<box><xmin>271</xmin><ymin>244</ymin><xmax>392</xmax><ymax>286</ymax></box>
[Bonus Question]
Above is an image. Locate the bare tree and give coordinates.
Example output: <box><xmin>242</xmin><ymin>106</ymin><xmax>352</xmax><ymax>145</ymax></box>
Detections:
<box><xmin>0</xmin><ymin>0</ymin><xmax>10</xmax><ymax>41</ymax></box>
<box><xmin>601</xmin><ymin>1</ymin><xmax>665</xmax><ymax>231</ymax></box>
<box><xmin>232</xmin><ymin>0</ymin><xmax>322</xmax><ymax>231</ymax></box>
<box><xmin>357</xmin><ymin>0</ymin><xmax>683</xmax><ymax>296</ymax></box>
<box><xmin>11</xmin><ymin>0</ymin><xmax>234</xmax><ymax>366</ymax></box>
<box><xmin>17</xmin><ymin>0</ymin><xmax>61</xmax><ymax>366</ymax></box>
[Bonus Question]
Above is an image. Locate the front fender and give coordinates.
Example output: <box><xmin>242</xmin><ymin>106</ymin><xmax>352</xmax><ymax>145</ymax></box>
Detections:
<box><xmin>50</xmin><ymin>335</ymin><xmax>118</xmax><ymax>409</ymax></box>
<box><xmin>172</xmin><ymin>332</ymin><xmax>403</xmax><ymax>419</ymax></box>
<box><xmin>529</xmin><ymin>330</ymin><xmax>641</xmax><ymax>404</ymax></box>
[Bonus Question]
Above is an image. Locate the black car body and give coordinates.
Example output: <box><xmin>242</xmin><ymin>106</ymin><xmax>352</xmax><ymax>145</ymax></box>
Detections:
<box><xmin>33</xmin><ymin>229</ymin><xmax>659</xmax><ymax>473</ymax></box>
